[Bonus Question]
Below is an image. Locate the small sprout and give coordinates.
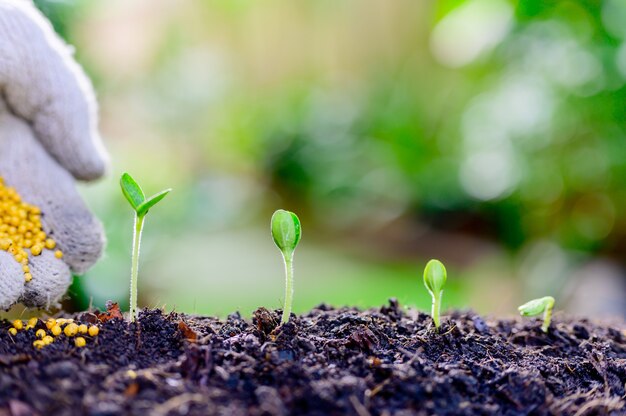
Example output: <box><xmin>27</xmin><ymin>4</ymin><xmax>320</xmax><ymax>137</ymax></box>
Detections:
<box><xmin>8</xmin><ymin>328</ymin><xmax>17</xmax><ymax>336</ymax></box>
<box><xmin>271</xmin><ymin>209</ymin><xmax>302</xmax><ymax>324</ymax></box>
<box><xmin>12</xmin><ymin>320</ymin><xmax>23</xmax><ymax>330</ymax></box>
<box><xmin>35</xmin><ymin>329</ymin><xmax>46</xmax><ymax>338</ymax></box>
<box><xmin>74</xmin><ymin>337</ymin><xmax>86</xmax><ymax>348</ymax></box>
<box><xmin>51</xmin><ymin>325</ymin><xmax>62</xmax><ymax>336</ymax></box>
<box><xmin>120</xmin><ymin>173</ymin><xmax>171</xmax><ymax>322</ymax></box>
<box><xmin>33</xmin><ymin>340</ymin><xmax>44</xmax><ymax>349</ymax></box>
<box><xmin>64</xmin><ymin>323</ymin><xmax>79</xmax><ymax>337</ymax></box>
<box><xmin>88</xmin><ymin>325</ymin><xmax>100</xmax><ymax>337</ymax></box>
<box><xmin>518</xmin><ymin>296</ymin><xmax>555</xmax><ymax>333</ymax></box>
<box><xmin>42</xmin><ymin>336</ymin><xmax>54</xmax><ymax>345</ymax></box>
<box><xmin>423</xmin><ymin>259</ymin><xmax>447</xmax><ymax>329</ymax></box>
<box><xmin>27</xmin><ymin>317</ymin><xmax>37</xmax><ymax>327</ymax></box>
<box><xmin>46</xmin><ymin>319</ymin><xmax>56</xmax><ymax>330</ymax></box>
<box><xmin>78</xmin><ymin>324</ymin><xmax>88</xmax><ymax>334</ymax></box>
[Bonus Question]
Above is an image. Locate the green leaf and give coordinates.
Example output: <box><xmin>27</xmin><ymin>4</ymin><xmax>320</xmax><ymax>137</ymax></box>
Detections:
<box><xmin>120</xmin><ymin>173</ymin><xmax>145</xmax><ymax>211</ymax></box>
<box><xmin>136</xmin><ymin>189</ymin><xmax>172</xmax><ymax>217</ymax></box>
<box><xmin>271</xmin><ymin>209</ymin><xmax>301</xmax><ymax>256</ymax></box>
<box><xmin>518</xmin><ymin>296</ymin><xmax>554</xmax><ymax>317</ymax></box>
<box><xmin>423</xmin><ymin>259</ymin><xmax>447</xmax><ymax>295</ymax></box>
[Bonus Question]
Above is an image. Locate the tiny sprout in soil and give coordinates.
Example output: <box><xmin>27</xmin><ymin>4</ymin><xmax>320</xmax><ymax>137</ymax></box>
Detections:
<box><xmin>518</xmin><ymin>296</ymin><xmax>555</xmax><ymax>333</ymax></box>
<box><xmin>120</xmin><ymin>173</ymin><xmax>171</xmax><ymax>321</ymax></box>
<box><xmin>423</xmin><ymin>259</ymin><xmax>447</xmax><ymax>329</ymax></box>
<box><xmin>271</xmin><ymin>209</ymin><xmax>301</xmax><ymax>324</ymax></box>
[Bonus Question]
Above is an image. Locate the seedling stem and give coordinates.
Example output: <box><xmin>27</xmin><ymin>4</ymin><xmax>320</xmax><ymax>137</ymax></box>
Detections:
<box><xmin>282</xmin><ymin>252</ymin><xmax>294</xmax><ymax>324</ymax></box>
<box><xmin>541</xmin><ymin>300</ymin><xmax>554</xmax><ymax>332</ymax></box>
<box><xmin>432</xmin><ymin>290</ymin><xmax>442</xmax><ymax>328</ymax></box>
<box><xmin>129</xmin><ymin>214</ymin><xmax>145</xmax><ymax>322</ymax></box>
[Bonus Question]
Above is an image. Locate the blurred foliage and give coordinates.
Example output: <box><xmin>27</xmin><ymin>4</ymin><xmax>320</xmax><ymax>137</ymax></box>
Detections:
<box><xmin>29</xmin><ymin>0</ymin><xmax>626</xmax><ymax>317</ymax></box>
<box><xmin>241</xmin><ymin>0</ymin><xmax>626</xmax><ymax>256</ymax></box>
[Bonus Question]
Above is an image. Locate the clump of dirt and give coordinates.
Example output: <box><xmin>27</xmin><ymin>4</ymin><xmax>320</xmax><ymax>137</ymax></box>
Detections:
<box><xmin>0</xmin><ymin>300</ymin><xmax>624</xmax><ymax>415</ymax></box>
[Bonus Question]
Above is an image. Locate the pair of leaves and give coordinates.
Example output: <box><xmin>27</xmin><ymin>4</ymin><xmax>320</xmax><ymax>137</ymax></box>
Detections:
<box><xmin>120</xmin><ymin>173</ymin><xmax>171</xmax><ymax>217</ymax></box>
<box><xmin>271</xmin><ymin>209</ymin><xmax>301</xmax><ymax>256</ymax></box>
<box><xmin>423</xmin><ymin>259</ymin><xmax>447</xmax><ymax>295</ymax></box>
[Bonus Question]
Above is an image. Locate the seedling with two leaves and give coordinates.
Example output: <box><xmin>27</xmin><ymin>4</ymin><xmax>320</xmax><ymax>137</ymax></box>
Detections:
<box><xmin>120</xmin><ymin>173</ymin><xmax>171</xmax><ymax>321</ymax></box>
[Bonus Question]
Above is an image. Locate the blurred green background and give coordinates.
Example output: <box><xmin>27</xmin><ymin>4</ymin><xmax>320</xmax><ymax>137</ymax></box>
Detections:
<box><xmin>29</xmin><ymin>0</ymin><xmax>626</xmax><ymax>318</ymax></box>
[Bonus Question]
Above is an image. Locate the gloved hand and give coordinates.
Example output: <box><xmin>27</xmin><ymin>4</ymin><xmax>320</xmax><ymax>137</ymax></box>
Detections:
<box><xmin>0</xmin><ymin>0</ymin><xmax>107</xmax><ymax>309</ymax></box>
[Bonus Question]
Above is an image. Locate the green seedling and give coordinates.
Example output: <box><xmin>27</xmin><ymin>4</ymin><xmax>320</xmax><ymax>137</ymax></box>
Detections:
<box><xmin>518</xmin><ymin>296</ymin><xmax>555</xmax><ymax>333</ymax></box>
<box><xmin>271</xmin><ymin>209</ymin><xmax>301</xmax><ymax>324</ymax></box>
<box><xmin>120</xmin><ymin>173</ymin><xmax>171</xmax><ymax>321</ymax></box>
<box><xmin>423</xmin><ymin>259</ymin><xmax>447</xmax><ymax>329</ymax></box>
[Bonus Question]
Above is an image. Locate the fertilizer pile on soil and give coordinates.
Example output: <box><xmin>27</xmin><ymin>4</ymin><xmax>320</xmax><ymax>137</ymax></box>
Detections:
<box><xmin>0</xmin><ymin>300</ymin><xmax>624</xmax><ymax>415</ymax></box>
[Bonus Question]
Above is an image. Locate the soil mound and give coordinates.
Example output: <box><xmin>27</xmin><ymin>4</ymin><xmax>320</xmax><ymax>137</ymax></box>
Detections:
<box><xmin>1</xmin><ymin>301</ymin><xmax>624</xmax><ymax>415</ymax></box>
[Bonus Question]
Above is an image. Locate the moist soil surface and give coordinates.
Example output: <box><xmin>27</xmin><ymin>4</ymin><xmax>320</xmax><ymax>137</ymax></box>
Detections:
<box><xmin>0</xmin><ymin>300</ymin><xmax>624</xmax><ymax>416</ymax></box>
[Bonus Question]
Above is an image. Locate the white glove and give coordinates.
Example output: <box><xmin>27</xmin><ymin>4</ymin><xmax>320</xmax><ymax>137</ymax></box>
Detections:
<box><xmin>0</xmin><ymin>0</ymin><xmax>107</xmax><ymax>309</ymax></box>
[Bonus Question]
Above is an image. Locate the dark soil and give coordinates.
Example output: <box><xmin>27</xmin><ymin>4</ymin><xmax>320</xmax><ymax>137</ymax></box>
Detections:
<box><xmin>0</xmin><ymin>300</ymin><xmax>624</xmax><ymax>416</ymax></box>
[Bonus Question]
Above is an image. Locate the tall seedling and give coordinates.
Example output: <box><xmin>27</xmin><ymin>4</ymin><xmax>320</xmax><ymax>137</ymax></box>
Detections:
<box><xmin>120</xmin><ymin>173</ymin><xmax>171</xmax><ymax>321</ymax></box>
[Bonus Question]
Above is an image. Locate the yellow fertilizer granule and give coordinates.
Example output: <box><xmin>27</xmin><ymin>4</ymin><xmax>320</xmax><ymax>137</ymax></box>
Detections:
<box><xmin>0</xmin><ymin>177</ymin><xmax>62</xmax><ymax>282</ymax></box>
